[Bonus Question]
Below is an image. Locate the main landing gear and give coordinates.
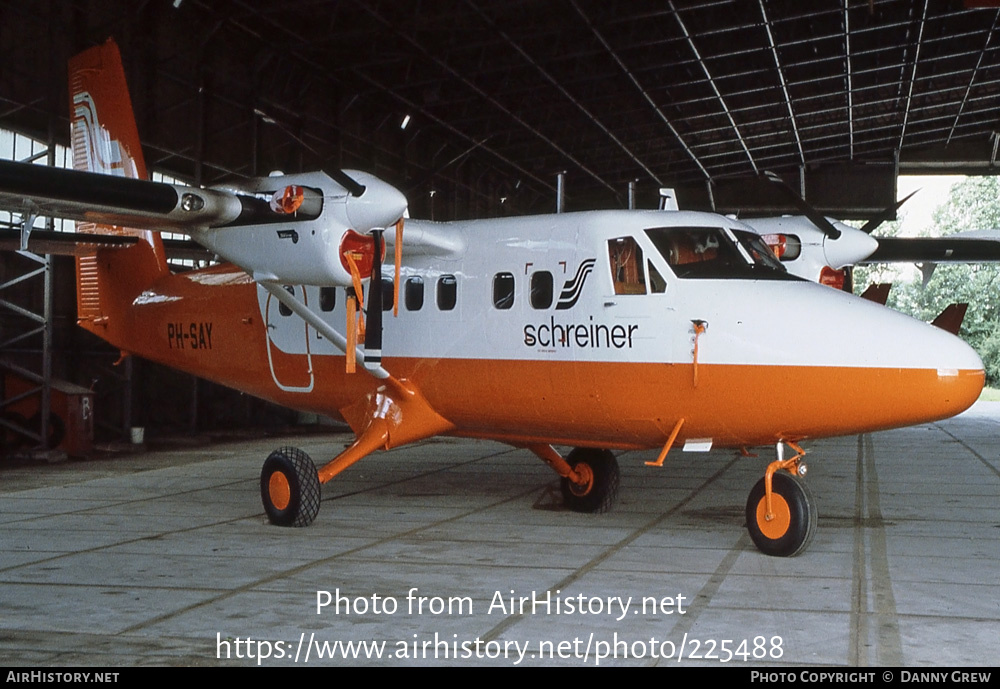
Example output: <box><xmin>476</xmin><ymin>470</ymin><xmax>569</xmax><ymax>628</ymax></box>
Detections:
<box><xmin>745</xmin><ymin>442</ymin><xmax>816</xmax><ymax>557</ymax></box>
<box><xmin>529</xmin><ymin>445</ymin><xmax>620</xmax><ymax>513</ymax></box>
<box><xmin>260</xmin><ymin>447</ymin><xmax>321</xmax><ymax>527</ymax></box>
<box><xmin>259</xmin><ymin>440</ymin><xmax>623</xmax><ymax>526</ymax></box>
<box><xmin>256</xmin><ymin>437</ymin><xmax>816</xmax><ymax>556</ymax></box>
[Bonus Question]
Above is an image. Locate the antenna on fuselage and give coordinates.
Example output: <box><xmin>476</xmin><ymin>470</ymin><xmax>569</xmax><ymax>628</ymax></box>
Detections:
<box><xmin>658</xmin><ymin>188</ymin><xmax>678</xmax><ymax>211</ymax></box>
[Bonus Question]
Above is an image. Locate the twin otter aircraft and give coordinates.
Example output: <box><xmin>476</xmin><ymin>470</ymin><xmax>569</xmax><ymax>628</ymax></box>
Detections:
<box><xmin>0</xmin><ymin>40</ymin><xmax>985</xmax><ymax>556</ymax></box>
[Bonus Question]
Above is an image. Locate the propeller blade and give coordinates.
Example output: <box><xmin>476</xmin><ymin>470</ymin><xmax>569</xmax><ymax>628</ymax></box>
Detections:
<box><xmin>761</xmin><ymin>171</ymin><xmax>841</xmax><ymax>240</ymax></box>
<box><xmin>842</xmin><ymin>265</ymin><xmax>854</xmax><ymax>293</ymax></box>
<box><xmin>931</xmin><ymin>303</ymin><xmax>968</xmax><ymax>336</ymax></box>
<box><xmin>253</xmin><ymin>107</ymin><xmax>366</xmax><ymax>197</ymax></box>
<box><xmin>331</xmin><ymin>169</ymin><xmax>367</xmax><ymax>198</ymax></box>
<box><xmin>858</xmin><ymin>189</ymin><xmax>919</xmax><ymax>235</ymax></box>
<box><xmin>364</xmin><ymin>229</ymin><xmax>384</xmax><ymax>370</ymax></box>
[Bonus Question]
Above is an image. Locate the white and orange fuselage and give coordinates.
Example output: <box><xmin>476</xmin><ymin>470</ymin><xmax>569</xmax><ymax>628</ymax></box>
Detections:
<box><xmin>53</xmin><ymin>39</ymin><xmax>983</xmax><ymax>456</ymax></box>
<box><xmin>0</xmin><ymin>38</ymin><xmax>987</xmax><ymax>554</ymax></box>
<box><xmin>84</xmin><ymin>208</ymin><xmax>984</xmax><ymax>453</ymax></box>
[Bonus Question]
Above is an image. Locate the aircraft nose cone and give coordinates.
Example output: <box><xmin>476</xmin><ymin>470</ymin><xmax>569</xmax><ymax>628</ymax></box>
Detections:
<box><xmin>928</xmin><ymin>333</ymin><xmax>984</xmax><ymax>418</ymax></box>
<box><xmin>871</xmin><ymin>315</ymin><xmax>984</xmax><ymax>427</ymax></box>
<box><xmin>801</xmin><ymin>289</ymin><xmax>985</xmax><ymax>434</ymax></box>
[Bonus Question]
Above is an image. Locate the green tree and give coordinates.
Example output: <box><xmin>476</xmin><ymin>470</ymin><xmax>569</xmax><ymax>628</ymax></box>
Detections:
<box><xmin>858</xmin><ymin>176</ymin><xmax>1000</xmax><ymax>384</ymax></box>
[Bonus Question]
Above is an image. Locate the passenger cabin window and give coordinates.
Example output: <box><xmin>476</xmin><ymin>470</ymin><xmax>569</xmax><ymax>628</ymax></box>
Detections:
<box><xmin>320</xmin><ymin>287</ymin><xmax>336</xmax><ymax>312</ymax></box>
<box><xmin>493</xmin><ymin>272</ymin><xmax>515</xmax><ymax>310</ymax></box>
<box><xmin>405</xmin><ymin>277</ymin><xmax>424</xmax><ymax>311</ymax></box>
<box><xmin>381</xmin><ymin>278</ymin><xmax>394</xmax><ymax>312</ymax></box>
<box><xmin>608</xmin><ymin>237</ymin><xmax>646</xmax><ymax>295</ymax></box>
<box><xmin>530</xmin><ymin>271</ymin><xmax>553</xmax><ymax>309</ymax></box>
<box><xmin>437</xmin><ymin>275</ymin><xmax>457</xmax><ymax>311</ymax></box>
<box><xmin>278</xmin><ymin>285</ymin><xmax>294</xmax><ymax>316</ymax></box>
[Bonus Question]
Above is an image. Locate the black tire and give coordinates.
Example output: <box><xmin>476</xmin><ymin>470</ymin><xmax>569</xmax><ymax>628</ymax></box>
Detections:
<box><xmin>260</xmin><ymin>447</ymin><xmax>321</xmax><ymax>527</ymax></box>
<box><xmin>560</xmin><ymin>448</ymin><xmax>620</xmax><ymax>514</ymax></box>
<box><xmin>745</xmin><ymin>471</ymin><xmax>816</xmax><ymax>557</ymax></box>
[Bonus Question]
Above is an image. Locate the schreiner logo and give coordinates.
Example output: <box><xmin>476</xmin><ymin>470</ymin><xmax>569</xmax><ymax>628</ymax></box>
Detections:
<box><xmin>524</xmin><ymin>316</ymin><xmax>638</xmax><ymax>350</ymax></box>
<box><xmin>524</xmin><ymin>258</ymin><xmax>638</xmax><ymax>350</ymax></box>
<box><xmin>555</xmin><ymin>258</ymin><xmax>595</xmax><ymax>310</ymax></box>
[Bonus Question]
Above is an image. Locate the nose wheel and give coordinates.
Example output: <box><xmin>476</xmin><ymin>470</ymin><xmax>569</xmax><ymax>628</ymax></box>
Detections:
<box><xmin>260</xmin><ymin>447</ymin><xmax>321</xmax><ymax>527</ymax></box>
<box><xmin>746</xmin><ymin>470</ymin><xmax>816</xmax><ymax>557</ymax></box>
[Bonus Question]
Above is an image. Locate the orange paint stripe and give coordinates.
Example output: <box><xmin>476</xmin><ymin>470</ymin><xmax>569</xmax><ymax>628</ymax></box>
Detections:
<box><xmin>140</xmin><ymin>342</ymin><xmax>983</xmax><ymax>450</ymax></box>
<box><xmin>109</xmin><ymin>272</ymin><xmax>984</xmax><ymax>451</ymax></box>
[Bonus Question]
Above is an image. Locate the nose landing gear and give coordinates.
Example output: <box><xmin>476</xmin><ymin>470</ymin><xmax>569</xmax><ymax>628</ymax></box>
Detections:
<box><xmin>745</xmin><ymin>442</ymin><xmax>816</xmax><ymax>557</ymax></box>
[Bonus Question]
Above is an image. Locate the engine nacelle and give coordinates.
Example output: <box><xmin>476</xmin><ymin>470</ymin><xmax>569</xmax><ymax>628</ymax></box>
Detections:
<box><xmin>191</xmin><ymin>170</ymin><xmax>404</xmax><ymax>286</ymax></box>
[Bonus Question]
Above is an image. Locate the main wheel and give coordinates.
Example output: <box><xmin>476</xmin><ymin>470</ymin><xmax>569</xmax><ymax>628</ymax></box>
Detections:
<box><xmin>560</xmin><ymin>448</ymin><xmax>620</xmax><ymax>513</ymax></box>
<box><xmin>745</xmin><ymin>471</ymin><xmax>816</xmax><ymax>557</ymax></box>
<box><xmin>260</xmin><ymin>447</ymin><xmax>321</xmax><ymax>527</ymax></box>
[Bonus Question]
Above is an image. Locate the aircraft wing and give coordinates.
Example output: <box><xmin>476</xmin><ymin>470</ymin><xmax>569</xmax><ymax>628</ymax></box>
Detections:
<box><xmin>861</xmin><ymin>231</ymin><xmax>1000</xmax><ymax>263</ymax></box>
<box><xmin>0</xmin><ymin>157</ymin><xmax>464</xmax><ymax>288</ymax></box>
<box><xmin>0</xmin><ymin>159</ymin><xmax>273</xmax><ymax>232</ymax></box>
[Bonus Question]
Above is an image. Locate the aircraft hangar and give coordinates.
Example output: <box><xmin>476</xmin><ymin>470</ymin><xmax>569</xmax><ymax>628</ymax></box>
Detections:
<box><xmin>0</xmin><ymin>0</ymin><xmax>998</xmax><ymax>668</ymax></box>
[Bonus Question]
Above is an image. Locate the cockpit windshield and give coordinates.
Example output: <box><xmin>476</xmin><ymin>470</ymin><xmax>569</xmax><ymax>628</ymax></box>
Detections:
<box><xmin>644</xmin><ymin>227</ymin><xmax>794</xmax><ymax>280</ymax></box>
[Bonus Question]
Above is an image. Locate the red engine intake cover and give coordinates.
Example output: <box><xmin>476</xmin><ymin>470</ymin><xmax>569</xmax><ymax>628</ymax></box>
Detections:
<box><xmin>339</xmin><ymin>229</ymin><xmax>386</xmax><ymax>278</ymax></box>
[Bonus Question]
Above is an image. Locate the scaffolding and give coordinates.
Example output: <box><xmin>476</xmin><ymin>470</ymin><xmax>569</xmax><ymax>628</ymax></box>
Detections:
<box><xmin>0</xmin><ymin>126</ymin><xmax>132</xmax><ymax>459</ymax></box>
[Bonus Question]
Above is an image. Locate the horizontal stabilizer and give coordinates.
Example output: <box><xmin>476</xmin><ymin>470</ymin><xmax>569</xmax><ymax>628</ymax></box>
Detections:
<box><xmin>0</xmin><ymin>228</ymin><xmax>137</xmax><ymax>256</ymax></box>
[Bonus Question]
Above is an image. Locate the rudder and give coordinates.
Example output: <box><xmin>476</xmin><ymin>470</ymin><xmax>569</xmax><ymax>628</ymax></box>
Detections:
<box><xmin>68</xmin><ymin>39</ymin><xmax>168</xmax><ymax>334</ymax></box>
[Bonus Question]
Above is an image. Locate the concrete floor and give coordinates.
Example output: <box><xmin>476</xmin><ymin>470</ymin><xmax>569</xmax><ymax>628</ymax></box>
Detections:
<box><xmin>1</xmin><ymin>403</ymin><xmax>998</xmax><ymax>667</ymax></box>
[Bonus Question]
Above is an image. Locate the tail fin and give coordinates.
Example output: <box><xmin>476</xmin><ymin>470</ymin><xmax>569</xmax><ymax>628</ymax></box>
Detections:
<box><xmin>69</xmin><ymin>39</ymin><xmax>168</xmax><ymax>334</ymax></box>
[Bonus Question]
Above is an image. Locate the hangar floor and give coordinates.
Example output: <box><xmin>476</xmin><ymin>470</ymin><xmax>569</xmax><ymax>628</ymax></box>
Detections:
<box><xmin>1</xmin><ymin>403</ymin><xmax>998</xmax><ymax>667</ymax></box>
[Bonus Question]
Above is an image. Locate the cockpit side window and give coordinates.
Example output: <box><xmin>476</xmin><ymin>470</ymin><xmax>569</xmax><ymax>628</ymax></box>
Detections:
<box><xmin>733</xmin><ymin>231</ymin><xmax>785</xmax><ymax>272</ymax></box>
<box><xmin>607</xmin><ymin>237</ymin><xmax>647</xmax><ymax>295</ymax></box>
<box><xmin>645</xmin><ymin>227</ymin><xmax>795</xmax><ymax>281</ymax></box>
<box><xmin>648</xmin><ymin>261</ymin><xmax>667</xmax><ymax>293</ymax></box>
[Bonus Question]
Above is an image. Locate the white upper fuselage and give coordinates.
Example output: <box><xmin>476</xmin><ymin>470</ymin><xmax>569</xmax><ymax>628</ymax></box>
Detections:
<box><xmin>257</xmin><ymin>208</ymin><xmax>980</xmax><ymax>373</ymax></box>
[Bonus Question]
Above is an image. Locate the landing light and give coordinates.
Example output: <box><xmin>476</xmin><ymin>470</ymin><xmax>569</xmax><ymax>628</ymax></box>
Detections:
<box><xmin>180</xmin><ymin>193</ymin><xmax>204</xmax><ymax>212</ymax></box>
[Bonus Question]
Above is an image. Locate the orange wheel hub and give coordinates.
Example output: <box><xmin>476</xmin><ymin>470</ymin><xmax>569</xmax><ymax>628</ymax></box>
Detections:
<box><xmin>268</xmin><ymin>472</ymin><xmax>291</xmax><ymax>511</ymax></box>
<box><xmin>756</xmin><ymin>493</ymin><xmax>791</xmax><ymax>540</ymax></box>
<box><xmin>569</xmin><ymin>463</ymin><xmax>594</xmax><ymax>497</ymax></box>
